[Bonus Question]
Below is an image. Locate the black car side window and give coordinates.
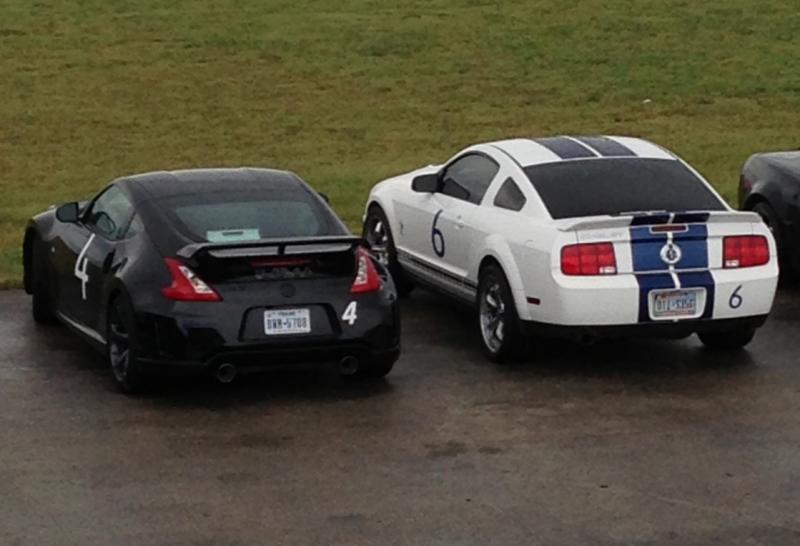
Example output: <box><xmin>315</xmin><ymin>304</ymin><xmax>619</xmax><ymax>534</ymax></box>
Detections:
<box><xmin>439</xmin><ymin>154</ymin><xmax>500</xmax><ymax>205</ymax></box>
<box><xmin>124</xmin><ymin>214</ymin><xmax>144</xmax><ymax>239</ymax></box>
<box><xmin>84</xmin><ymin>186</ymin><xmax>135</xmax><ymax>241</ymax></box>
<box><xmin>494</xmin><ymin>178</ymin><xmax>526</xmax><ymax>212</ymax></box>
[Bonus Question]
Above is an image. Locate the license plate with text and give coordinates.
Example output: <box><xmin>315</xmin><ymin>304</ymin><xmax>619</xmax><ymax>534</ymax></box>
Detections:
<box><xmin>651</xmin><ymin>289</ymin><xmax>702</xmax><ymax>319</ymax></box>
<box><xmin>264</xmin><ymin>308</ymin><xmax>311</xmax><ymax>335</ymax></box>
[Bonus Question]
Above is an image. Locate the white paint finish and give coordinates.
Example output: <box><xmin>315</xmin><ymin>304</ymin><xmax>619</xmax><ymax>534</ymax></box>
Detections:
<box><xmin>492</xmin><ymin>138</ymin><xmax>562</xmax><ymax>166</ymax></box>
<box><xmin>710</xmin><ymin>266</ymin><xmax>779</xmax><ymax>319</ymax></box>
<box><xmin>364</xmin><ymin>137</ymin><xmax>780</xmax><ymax>329</ymax></box>
<box><xmin>606</xmin><ymin>136</ymin><xmax>675</xmax><ymax>160</ymax></box>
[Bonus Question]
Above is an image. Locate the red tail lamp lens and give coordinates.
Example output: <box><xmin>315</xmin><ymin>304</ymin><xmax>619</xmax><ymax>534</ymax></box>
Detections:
<box><xmin>561</xmin><ymin>243</ymin><xmax>617</xmax><ymax>276</ymax></box>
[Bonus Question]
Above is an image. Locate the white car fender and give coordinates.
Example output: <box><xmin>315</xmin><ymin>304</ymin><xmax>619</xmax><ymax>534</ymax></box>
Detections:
<box><xmin>469</xmin><ymin>234</ymin><xmax>533</xmax><ymax>321</ymax></box>
<box><xmin>363</xmin><ymin>165</ymin><xmax>440</xmax><ymax>235</ymax></box>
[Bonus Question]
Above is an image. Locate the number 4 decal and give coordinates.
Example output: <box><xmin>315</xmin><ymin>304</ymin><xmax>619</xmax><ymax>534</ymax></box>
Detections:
<box><xmin>74</xmin><ymin>234</ymin><xmax>96</xmax><ymax>301</ymax></box>
<box><xmin>342</xmin><ymin>301</ymin><xmax>358</xmax><ymax>326</ymax></box>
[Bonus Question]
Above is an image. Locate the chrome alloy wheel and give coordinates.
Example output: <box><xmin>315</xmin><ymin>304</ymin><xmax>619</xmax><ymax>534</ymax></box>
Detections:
<box><xmin>479</xmin><ymin>281</ymin><xmax>506</xmax><ymax>354</ymax></box>
<box><xmin>365</xmin><ymin>217</ymin><xmax>390</xmax><ymax>266</ymax></box>
<box><xmin>108</xmin><ymin>305</ymin><xmax>131</xmax><ymax>383</ymax></box>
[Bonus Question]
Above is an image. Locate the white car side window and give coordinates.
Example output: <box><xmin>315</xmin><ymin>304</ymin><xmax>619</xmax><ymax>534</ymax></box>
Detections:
<box><xmin>440</xmin><ymin>155</ymin><xmax>500</xmax><ymax>205</ymax></box>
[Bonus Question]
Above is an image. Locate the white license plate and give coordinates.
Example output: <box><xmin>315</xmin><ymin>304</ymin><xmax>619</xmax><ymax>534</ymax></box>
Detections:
<box><xmin>651</xmin><ymin>289</ymin><xmax>702</xmax><ymax>319</ymax></box>
<box><xmin>264</xmin><ymin>308</ymin><xmax>311</xmax><ymax>335</ymax></box>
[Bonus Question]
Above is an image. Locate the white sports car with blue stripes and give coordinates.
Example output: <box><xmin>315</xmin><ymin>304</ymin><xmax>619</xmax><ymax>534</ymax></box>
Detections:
<box><xmin>362</xmin><ymin>135</ymin><xmax>779</xmax><ymax>361</ymax></box>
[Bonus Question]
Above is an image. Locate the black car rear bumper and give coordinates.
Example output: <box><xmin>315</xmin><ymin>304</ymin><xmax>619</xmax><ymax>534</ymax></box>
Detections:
<box><xmin>139</xmin><ymin>342</ymin><xmax>400</xmax><ymax>375</ymax></box>
<box><xmin>521</xmin><ymin>315</ymin><xmax>769</xmax><ymax>343</ymax></box>
<box><xmin>134</xmin><ymin>293</ymin><xmax>401</xmax><ymax>375</ymax></box>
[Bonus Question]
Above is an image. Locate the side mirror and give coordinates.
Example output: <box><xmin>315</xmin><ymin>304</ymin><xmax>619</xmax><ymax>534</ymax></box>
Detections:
<box><xmin>411</xmin><ymin>173</ymin><xmax>438</xmax><ymax>193</ymax></box>
<box><xmin>56</xmin><ymin>202</ymin><xmax>80</xmax><ymax>223</ymax></box>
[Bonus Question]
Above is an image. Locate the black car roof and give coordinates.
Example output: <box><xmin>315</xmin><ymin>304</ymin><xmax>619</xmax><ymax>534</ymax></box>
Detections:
<box><xmin>118</xmin><ymin>168</ymin><xmax>306</xmax><ymax>201</ymax></box>
<box><xmin>753</xmin><ymin>151</ymin><xmax>800</xmax><ymax>172</ymax></box>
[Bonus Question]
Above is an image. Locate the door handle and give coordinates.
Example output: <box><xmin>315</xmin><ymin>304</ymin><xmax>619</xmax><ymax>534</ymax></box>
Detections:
<box><xmin>455</xmin><ymin>216</ymin><xmax>465</xmax><ymax>229</ymax></box>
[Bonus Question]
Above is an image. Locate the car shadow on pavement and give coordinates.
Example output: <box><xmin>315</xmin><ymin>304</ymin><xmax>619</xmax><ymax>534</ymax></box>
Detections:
<box><xmin>137</xmin><ymin>370</ymin><xmax>397</xmax><ymax>410</ymax></box>
<box><xmin>29</xmin><ymin>323</ymin><xmax>397</xmax><ymax>408</ymax></box>
<box><xmin>402</xmin><ymin>288</ymin><xmax>761</xmax><ymax>382</ymax></box>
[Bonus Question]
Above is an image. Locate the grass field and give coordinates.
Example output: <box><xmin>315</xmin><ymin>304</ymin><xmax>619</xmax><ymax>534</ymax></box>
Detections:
<box><xmin>1</xmin><ymin>1</ymin><xmax>799</xmax><ymax>288</ymax></box>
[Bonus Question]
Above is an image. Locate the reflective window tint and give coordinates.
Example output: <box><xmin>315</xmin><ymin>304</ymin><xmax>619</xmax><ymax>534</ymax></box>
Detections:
<box><xmin>85</xmin><ymin>186</ymin><xmax>135</xmax><ymax>240</ymax></box>
<box><xmin>493</xmin><ymin>178</ymin><xmax>526</xmax><ymax>211</ymax></box>
<box><xmin>523</xmin><ymin>158</ymin><xmax>726</xmax><ymax>219</ymax></box>
<box><xmin>440</xmin><ymin>154</ymin><xmax>500</xmax><ymax>205</ymax></box>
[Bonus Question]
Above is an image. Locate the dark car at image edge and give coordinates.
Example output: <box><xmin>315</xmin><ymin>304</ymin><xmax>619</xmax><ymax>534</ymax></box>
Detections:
<box><xmin>740</xmin><ymin>151</ymin><xmax>800</xmax><ymax>276</ymax></box>
<box><xmin>23</xmin><ymin>168</ymin><xmax>400</xmax><ymax>393</ymax></box>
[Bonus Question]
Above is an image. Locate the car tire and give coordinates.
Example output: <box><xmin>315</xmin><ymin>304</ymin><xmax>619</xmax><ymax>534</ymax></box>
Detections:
<box><xmin>106</xmin><ymin>294</ymin><xmax>147</xmax><ymax>394</ymax></box>
<box><xmin>698</xmin><ymin>329</ymin><xmax>756</xmax><ymax>351</ymax></box>
<box><xmin>752</xmin><ymin>202</ymin><xmax>782</xmax><ymax>248</ymax></box>
<box><xmin>31</xmin><ymin>237</ymin><xmax>57</xmax><ymax>325</ymax></box>
<box><xmin>477</xmin><ymin>263</ymin><xmax>523</xmax><ymax>363</ymax></box>
<box><xmin>751</xmin><ymin>201</ymin><xmax>795</xmax><ymax>275</ymax></box>
<box><xmin>363</xmin><ymin>205</ymin><xmax>414</xmax><ymax>297</ymax></box>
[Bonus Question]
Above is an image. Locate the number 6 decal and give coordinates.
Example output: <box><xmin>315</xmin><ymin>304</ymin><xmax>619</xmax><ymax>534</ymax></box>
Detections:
<box><xmin>729</xmin><ymin>285</ymin><xmax>743</xmax><ymax>309</ymax></box>
<box><xmin>431</xmin><ymin>209</ymin><xmax>445</xmax><ymax>257</ymax></box>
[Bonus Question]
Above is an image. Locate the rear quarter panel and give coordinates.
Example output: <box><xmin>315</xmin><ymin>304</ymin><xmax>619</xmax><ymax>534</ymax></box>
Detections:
<box><xmin>466</xmin><ymin>209</ymin><xmax>561</xmax><ymax>322</ymax></box>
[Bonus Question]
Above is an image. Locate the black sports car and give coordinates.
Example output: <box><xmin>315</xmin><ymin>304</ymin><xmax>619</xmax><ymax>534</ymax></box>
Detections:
<box><xmin>23</xmin><ymin>168</ymin><xmax>400</xmax><ymax>392</ymax></box>
<box><xmin>740</xmin><ymin>151</ymin><xmax>800</xmax><ymax>275</ymax></box>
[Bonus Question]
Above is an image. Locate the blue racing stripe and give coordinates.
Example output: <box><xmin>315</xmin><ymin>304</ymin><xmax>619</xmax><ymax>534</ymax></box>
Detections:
<box><xmin>630</xmin><ymin>214</ymin><xmax>671</xmax><ymax>226</ymax></box>
<box><xmin>635</xmin><ymin>274</ymin><xmax>675</xmax><ymax>322</ymax></box>
<box><xmin>575</xmin><ymin>136</ymin><xmax>637</xmax><ymax>157</ymax></box>
<box><xmin>673</xmin><ymin>212</ymin><xmax>710</xmax><ymax>224</ymax></box>
<box><xmin>631</xmin><ymin>227</ymin><xmax>668</xmax><ymax>272</ymax></box>
<box><xmin>677</xmin><ymin>271</ymin><xmax>715</xmax><ymax>319</ymax></box>
<box><xmin>673</xmin><ymin>225</ymin><xmax>708</xmax><ymax>270</ymax></box>
<box><xmin>533</xmin><ymin>137</ymin><xmax>596</xmax><ymax>159</ymax></box>
<box><xmin>631</xmin><ymin>225</ymin><xmax>709</xmax><ymax>272</ymax></box>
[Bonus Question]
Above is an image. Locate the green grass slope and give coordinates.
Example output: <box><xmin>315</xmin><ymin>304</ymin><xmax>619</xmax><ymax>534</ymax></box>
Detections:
<box><xmin>1</xmin><ymin>0</ymin><xmax>799</xmax><ymax>287</ymax></box>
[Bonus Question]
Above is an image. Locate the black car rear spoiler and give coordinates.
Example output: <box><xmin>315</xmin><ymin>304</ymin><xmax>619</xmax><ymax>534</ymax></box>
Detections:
<box><xmin>177</xmin><ymin>236</ymin><xmax>365</xmax><ymax>260</ymax></box>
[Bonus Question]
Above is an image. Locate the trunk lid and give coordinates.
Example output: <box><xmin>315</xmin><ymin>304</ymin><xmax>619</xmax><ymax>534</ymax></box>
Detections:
<box><xmin>555</xmin><ymin>211</ymin><xmax>761</xmax><ymax>274</ymax></box>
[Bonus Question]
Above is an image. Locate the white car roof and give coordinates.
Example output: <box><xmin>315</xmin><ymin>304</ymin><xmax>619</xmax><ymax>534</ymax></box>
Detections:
<box><xmin>487</xmin><ymin>136</ymin><xmax>676</xmax><ymax>167</ymax></box>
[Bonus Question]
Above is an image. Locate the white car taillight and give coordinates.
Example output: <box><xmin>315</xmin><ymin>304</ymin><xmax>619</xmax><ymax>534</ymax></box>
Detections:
<box><xmin>561</xmin><ymin>243</ymin><xmax>618</xmax><ymax>276</ymax></box>
<box><xmin>723</xmin><ymin>236</ymin><xmax>769</xmax><ymax>268</ymax></box>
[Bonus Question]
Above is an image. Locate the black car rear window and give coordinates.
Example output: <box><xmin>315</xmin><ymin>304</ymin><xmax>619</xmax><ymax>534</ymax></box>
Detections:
<box><xmin>157</xmin><ymin>188</ymin><xmax>345</xmax><ymax>243</ymax></box>
<box><xmin>523</xmin><ymin>158</ymin><xmax>726</xmax><ymax>219</ymax></box>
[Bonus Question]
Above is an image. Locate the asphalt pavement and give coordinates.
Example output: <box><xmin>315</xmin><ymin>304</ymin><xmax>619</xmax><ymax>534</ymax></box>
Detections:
<box><xmin>1</xmin><ymin>285</ymin><xmax>799</xmax><ymax>546</ymax></box>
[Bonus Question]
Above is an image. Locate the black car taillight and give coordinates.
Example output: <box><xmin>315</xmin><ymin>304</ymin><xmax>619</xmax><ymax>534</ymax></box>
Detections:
<box><xmin>350</xmin><ymin>247</ymin><xmax>382</xmax><ymax>294</ymax></box>
<box><xmin>161</xmin><ymin>258</ymin><xmax>222</xmax><ymax>302</ymax></box>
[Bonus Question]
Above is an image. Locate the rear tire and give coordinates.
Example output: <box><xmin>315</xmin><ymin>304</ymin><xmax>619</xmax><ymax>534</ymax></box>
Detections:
<box><xmin>30</xmin><ymin>237</ymin><xmax>57</xmax><ymax>325</ymax></box>
<box><xmin>698</xmin><ymin>329</ymin><xmax>755</xmax><ymax>351</ymax></box>
<box><xmin>107</xmin><ymin>295</ymin><xmax>147</xmax><ymax>394</ymax></box>
<box><xmin>477</xmin><ymin>263</ymin><xmax>523</xmax><ymax>363</ymax></box>
<box><xmin>752</xmin><ymin>201</ymin><xmax>796</xmax><ymax>276</ymax></box>
<box><xmin>362</xmin><ymin>205</ymin><xmax>414</xmax><ymax>297</ymax></box>
<box><xmin>752</xmin><ymin>202</ymin><xmax>782</xmax><ymax>248</ymax></box>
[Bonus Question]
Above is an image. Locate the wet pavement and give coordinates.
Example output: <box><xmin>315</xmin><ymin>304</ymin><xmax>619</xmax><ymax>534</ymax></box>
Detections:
<box><xmin>1</xmin><ymin>285</ymin><xmax>799</xmax><ymax>545</ymax></box>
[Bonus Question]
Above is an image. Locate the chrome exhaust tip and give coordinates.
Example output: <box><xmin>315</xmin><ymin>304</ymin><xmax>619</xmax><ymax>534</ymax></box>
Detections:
<box><xmin>216</xmin><ymin>362</ymin><xmax>237</xmax><ymax>384</ymax></box>
<box><xmin>338</xmin><ymin>355</ymin><xmax>359</xmax><ymax>376</ymax></box>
